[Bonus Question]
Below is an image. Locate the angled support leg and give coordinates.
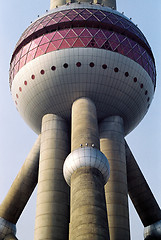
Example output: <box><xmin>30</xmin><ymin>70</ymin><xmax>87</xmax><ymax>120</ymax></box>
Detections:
<box><xmin>0</xmin><ymin>136</ymin><xmax>40</xmax><ymax>239</ymax></box>
<box><xmin>125</xmin><ymin>142</ymin><xmax>161</xmax><ymax>239</ymax></box>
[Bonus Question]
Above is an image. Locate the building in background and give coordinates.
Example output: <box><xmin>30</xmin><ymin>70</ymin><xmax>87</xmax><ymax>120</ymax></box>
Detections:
<box><xmin>0</xmin><ymin>0</ymin><xmax>161</xmax><ymax>239</ymax></box>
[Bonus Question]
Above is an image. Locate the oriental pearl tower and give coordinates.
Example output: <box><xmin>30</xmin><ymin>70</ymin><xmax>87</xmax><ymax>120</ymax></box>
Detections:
<box><xmin>0</xmin><ymin>0</ymin><xmax>161</xmax><ymax>239</ymax></box>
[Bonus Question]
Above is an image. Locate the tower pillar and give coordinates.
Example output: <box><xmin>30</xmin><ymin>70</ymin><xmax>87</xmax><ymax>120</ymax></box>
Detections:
<box><xmin>99</xmin><ymin>116</ymin><xmax>130</xmax><ymax>240</ymax></box>
<box><xmin>34</xmin><ymin>114</ymin><xmax>70</xmax><ymax>240</ymax></box>
<box><xmin>63</xmin><ymin>98</ymin><xmax>110</xmax><ymax>240</ymax></box>
<box><xmin>0</xmin><ymin>136</ymin><xmax>40</xmax><ymax>224</ymax></box>
<box><xmin>71</xmin><ymin>97</ymin><xmax>100</xmax><ymax>151</ymax></box>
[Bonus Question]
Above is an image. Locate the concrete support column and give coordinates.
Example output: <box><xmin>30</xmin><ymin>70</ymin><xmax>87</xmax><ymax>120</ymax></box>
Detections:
<box><xmin>64</xmin><ymin>98</ymin><xmax>110</xmax><ymax>240</ymax></box>
<box><xmin>69</xmin><ymin>166</ymin><xmax>109</xmax><ymax>240</ymax></box>
<box><xmin>0</xmin><ymin>136</ymin><xmax>40</xmax><ymax>224</ymax></box>
<box><xmin>99</xmin><ymin>116</ymin><xmax>130</xmax><ymax>240</ymax></box>
<box><xmin>71</xmin><ymin>97</ymin><xmax>100</xmax><ymax>150</ymax></box>
<box><xmin>34</xmin><ymin>114</ymin><xmax>70</xmax><ymax>240</ymax></box>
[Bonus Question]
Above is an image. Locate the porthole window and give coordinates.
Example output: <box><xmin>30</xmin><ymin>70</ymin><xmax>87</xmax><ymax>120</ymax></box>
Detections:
<box><xmin>125</xmin><ymin>72</ymin><xmax>129</xmax><ymax>77</ymax></box>
<box><xmin>114</xmin><ymin>67</ymin><xmax>119</xmax><ymax>72</ymax></box>
<box><xmin>19</xmin><ymin>87</ymin><xmax>22</xmax><ymax>92</ymax></box>
<box><xmin>133</xmin><ymin>77</ymin><xmax>137</xmax><ymax>82</ymax></box>
<box><xmin>89</xmin><ymin>62</ymin><xmax>94</xmax><ymax>68</ymax></box>
<box><xmin>31</xmin><ymin>74</ymin><xmax>35</xmax><ymax>79</ymax></box>
<box><xmin>40</xmin><ymin>69</ymin><xmax>45</xmax><ymax>75</ymax></box>
<box><xmin>76</xmin><ymin>62</ymin><xmax>81</xmax><ymax>67</ymax></box>
<box><xmin>102</xmin><ymin>64</ymin><xmax>107</xmax><ymax>69</ymax></box>
<box><xmin>145</xmin><ymin>90</ymin><xmax>148</xmax><ymax>95</ymax></box>
<box><xmin>51</xmin><ymin>66</ymin><xmax>56</xmax><ymax>71</ymax></box>
<box><xmin>140</xmin><ymin>83</ymin><xmax>143</xmax><ymax>88</ymax></box>
<box><xmin>63</xmin><ymin>63</ymin><xmax>68</xmax><ymax>68</ymax></box>
<box><xmin>24</xmin><ymin>81</ymin><xmax>27</xmax><ymax>85</ymax></box>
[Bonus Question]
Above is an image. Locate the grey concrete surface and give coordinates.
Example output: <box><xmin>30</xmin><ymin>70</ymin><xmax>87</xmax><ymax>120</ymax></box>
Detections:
<box><xmin>71</xmin><ymin>97</ymin><xmax>100</xmax><ymax>151</ymax></box>
<box><xmin>100</xmin><ymin>116</ymin><xmax>130</xmax><ymax>240</ymax></box>
<box><xmin>0</xmin><ymin>136</ymin><xmax>40</xmax><ymax>224</ymax></box>
<box><xmin>126</xmin><ymin>142</ymin><xmax>161</xmax><ymax>227</ymax></box>
<box><xmin>69</xmin><ymin>167</ymin><xmax>110</xmax><ymax>240</ymax></box>
<box><xmin>34</xmin><ymin>114</ymin><xmax>70</xmax><ymax>240</ymax></box>
<box><xmin>68</xmin><ymin>98</ymin><xmax>109</xmax><ymax>240</ymax></box>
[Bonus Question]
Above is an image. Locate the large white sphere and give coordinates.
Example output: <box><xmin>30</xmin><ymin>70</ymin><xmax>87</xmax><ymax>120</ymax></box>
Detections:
<box><xmin>10</xmin><ymin>3</ymin><xmax>156</xmax><ymax>135</ymax></box>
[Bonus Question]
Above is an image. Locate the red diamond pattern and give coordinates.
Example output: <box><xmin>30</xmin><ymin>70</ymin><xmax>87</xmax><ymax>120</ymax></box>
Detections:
<box><xmin>10</xmin><ymin>9</ymin><xmax>155</xmax><ymax>87</ymax></box>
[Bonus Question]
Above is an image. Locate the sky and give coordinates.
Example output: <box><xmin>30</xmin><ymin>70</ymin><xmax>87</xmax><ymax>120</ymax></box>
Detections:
<box><xmin>0</xmin><ymin>0</ymin><xmax>161</xmax><ymax>239</ymax></box>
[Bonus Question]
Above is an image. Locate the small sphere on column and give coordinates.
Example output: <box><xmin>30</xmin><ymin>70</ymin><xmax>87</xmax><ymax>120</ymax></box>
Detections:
<box><xmin>63</xmin><ymin>147</ymin><xmax>110</xmax><ymax>186</ymax></box>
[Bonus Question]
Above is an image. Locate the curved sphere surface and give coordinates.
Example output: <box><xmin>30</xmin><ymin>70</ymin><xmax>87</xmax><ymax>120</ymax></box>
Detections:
<box><xmin>10</xmin><ymin>3</ymin><xmax>156</xmax><ymax>135</ymax></box>
<box><xmin>63</xmin><ymin>147</ymin><xmax>110</xmax><ymax>186</ymax></box>
<box><xmin>144</xmin><ymin>220</ymin><xmax>161</xmax><ymax>240</ymax></box>
<box><xmin>0</xmin><ymin>217</ymin><xmax>16</xmax><ymax>240</ymax></box>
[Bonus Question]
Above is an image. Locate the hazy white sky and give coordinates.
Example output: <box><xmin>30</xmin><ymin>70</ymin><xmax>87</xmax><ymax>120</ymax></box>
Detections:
<box><xmin>0</xmin><ymin>0</ymin><xmax>161</xmax><ymax>239</ymax></box>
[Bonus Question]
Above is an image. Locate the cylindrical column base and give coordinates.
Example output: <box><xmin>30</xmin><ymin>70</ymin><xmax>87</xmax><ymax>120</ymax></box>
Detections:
<box><xmin>70</xmin><ymin>167</ymin><xmax>109</xmax><ymax>240</ymax></box>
